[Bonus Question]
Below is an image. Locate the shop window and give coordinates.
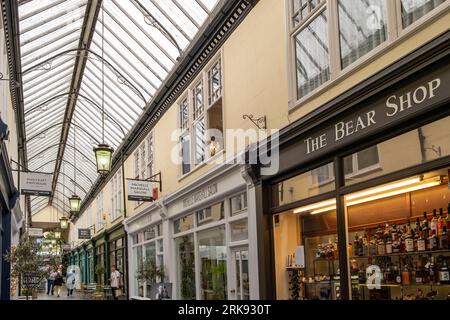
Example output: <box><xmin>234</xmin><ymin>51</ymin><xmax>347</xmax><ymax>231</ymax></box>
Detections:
<box><xmin>197</xmin><ymin>202</ymin><xmax>225</xmax><ymax>227</ymax></box>
<box><xmin>174</xmin><ymin>214</ymin><xmax>195</xmax><ymax>234</ymax></box>
<box><xmin>272</xmin><ymin>162</ymin><xmax>336</xmax><ymax>208</ymax></box>
<box><xmin>338</xmin><ymin>0</ymin><xmax>388</xmax><ymax>69</ymax></box>
<box><xmin>344</xmin><ymin>145</ymin><xmax>380</xmax><ymax>177</ymax></box>
<box><xmin>230</xmin><ymin>219</ymin><xmax>248</xmax><ymax>242</ymax></box>
<box><xmin>198</xmin><ymin>226</ymin><xmax>227</xmax><ymax>300</ymax></box>
<box><xmin>345</xmin><ymin>168</ymin><xmax>450</xmax><ymax>300</ymax></box>
<box><xmin>231</xmin><ymin>193</ymin><xmax>248</xmax><ymax>216</ymax></box>
<box><xmin>311</xmin><ymin>162</ymin><xmax>335</xmax><ymax>186</ymax></box>
<box><xmin>294</xmin><ymin>9</ymin><xmax>330</xmax><ymax>99</ymax></box>
<box><xmin>134</xmin><ymin>246</ymin><xmax>144</xmax><ymax>297</ymax></box>
<box><xmin>175</xmin><ymin>234</ymin><xmax>196</xmax><ymax>300</ymax></box>
<box><xmin>273</xmin><ymin>200</ymin><xmax>338</xmax><ymax>300</ymax></box>
<box><xmin>401</xmin><ymin>0</ymin><xmax>446</xmax><ymax>28</ymax></box>
<box><xmin>345</xmin><ymin>115</ymin><xmax>450</xmax><ymax>186</ymax></box>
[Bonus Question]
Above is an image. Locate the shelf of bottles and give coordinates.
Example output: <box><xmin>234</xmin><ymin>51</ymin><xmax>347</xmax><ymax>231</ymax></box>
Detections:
<box><xmin>349</xmin><ymin>207</ymin><xmax>450</xmax><ymax>300</ymax></box>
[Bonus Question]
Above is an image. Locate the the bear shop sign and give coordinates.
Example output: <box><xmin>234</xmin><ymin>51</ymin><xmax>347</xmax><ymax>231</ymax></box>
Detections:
<box><xmin>279</xmin><ymin>63</ymin><xmax>450</xmax><ymax>173</ymax></box>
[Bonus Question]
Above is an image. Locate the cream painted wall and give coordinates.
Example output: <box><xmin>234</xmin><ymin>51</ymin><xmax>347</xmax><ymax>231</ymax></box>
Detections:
<box><xmin>33</xmin><ymin>206</ymin><xmax>65</xmax><ymax>223</ymax></box>
<box><xmin>69</xmin><ymin>1</ymin><xmax>450</xmax><ymax>242</ymax></box>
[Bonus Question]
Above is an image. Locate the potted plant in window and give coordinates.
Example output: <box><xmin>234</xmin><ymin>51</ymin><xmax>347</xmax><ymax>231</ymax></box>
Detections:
<box><xmin>95</xmin><ymin>265</ymin><xmax>105</xmax><ymax>291</ymax></box>
<box><xmin>135</xmin><ymin>259</ymin><xmax>165</xmax><ymax>298</ymax></box>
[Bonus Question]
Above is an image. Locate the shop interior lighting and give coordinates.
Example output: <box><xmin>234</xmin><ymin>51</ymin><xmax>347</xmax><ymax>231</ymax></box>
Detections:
<box><xmin>293</xmin><ymin>199</ymin><xmax>337</xmax><ymax>214</ymax></box>
<box><xmin>294</xmin><ymin>176</ymin><xmax>442</xmax><ymax>215</ymax></box>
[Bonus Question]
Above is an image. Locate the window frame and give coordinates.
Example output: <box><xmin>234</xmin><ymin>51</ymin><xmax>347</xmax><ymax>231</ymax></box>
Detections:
<box><xmin>177</xmin><ymin>52</ymin><xmax>224</xmax><ymax>178</ymax></box>
<box><xmin>286</xmin><ymin>0</ymin><xmax>449</xmax><ymax>111</ymax></box>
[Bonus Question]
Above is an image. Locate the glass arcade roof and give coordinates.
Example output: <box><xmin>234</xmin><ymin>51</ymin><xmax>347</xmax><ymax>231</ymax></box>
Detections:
<box><xmin>19</xmin><ymin>0</ymin><xmax>220</xmax><ymax>216</ymax></box>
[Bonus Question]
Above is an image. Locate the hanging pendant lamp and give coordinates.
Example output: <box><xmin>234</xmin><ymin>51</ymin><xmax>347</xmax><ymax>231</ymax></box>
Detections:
<box><xmin>94</xmin><ymin>4</ymin><xmax>114</xmax><ymax>175</ymax></box>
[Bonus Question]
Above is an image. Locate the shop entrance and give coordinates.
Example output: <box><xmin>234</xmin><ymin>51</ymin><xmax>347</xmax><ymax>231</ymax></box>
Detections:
<box><xmin>229</xmin><ymin>247</ymin><xmax>250</xmax><ymax>300</ymax></box>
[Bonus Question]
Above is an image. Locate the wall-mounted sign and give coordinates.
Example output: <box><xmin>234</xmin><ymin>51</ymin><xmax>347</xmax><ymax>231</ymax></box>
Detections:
<box><xmin>128</xmin><ymin>180</ymin><xmax>156</xmax><ymax>202</ymax></box>
<box><xmin>28</xmin><ymin>227</ymin><xmax>43</xmax><ymax>237</ymax></box>
<box><xmin>183</xmin><ymin>183</ymin><xmax>218</xmax><ymax>208</ymax></box>
<box><xmin>78</xmin><ymin>228</ymin><xmax>91</xmax><ymax>240</ymax></box>
<box><xmin>20</xmin><ymin>172</ymin><xmax>52</xmax><ymax>196</ymax></box>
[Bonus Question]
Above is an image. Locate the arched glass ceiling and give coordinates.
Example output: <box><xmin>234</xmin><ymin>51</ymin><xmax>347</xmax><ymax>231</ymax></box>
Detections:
<box><xmin>20</xmin><ymin>0</ymin><xmax>220</xmax><ymax>216</ymax></box>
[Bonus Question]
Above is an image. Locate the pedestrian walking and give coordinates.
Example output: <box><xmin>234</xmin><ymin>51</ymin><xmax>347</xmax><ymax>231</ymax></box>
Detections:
<box><xmin>109</xmin><ymin>265</ymin><xmax>122</xmax><ymax>300</ymax></box>
<box><xmin>53</xmin><ymin>271</ymin><xmax>64</xmax><ymax>298</ymax></box>
<box><xmin>66</xmin><ymin>270</ymin><xmax>76</xmax><ymax>297</ymax></box>
<box><xmin>46</xmin><ymin>268</ymin><xmax>56</xmax><ymax>295</ymax></box>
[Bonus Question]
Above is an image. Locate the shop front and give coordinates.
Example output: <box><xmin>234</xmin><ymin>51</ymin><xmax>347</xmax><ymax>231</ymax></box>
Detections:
<box><xmin>263</xmin><ymin>34</ymin><xmax>450</xmax><ymax>300</ymax></box>
<box><xmin>125</xmin><ymin>163</ymin><xmax>258</xmax><ymax>300</ymax></box>
<box><xmin>107</xmin><ymin>225</ymin><xmax>127</xmax><ymax>297</ymax></box>
<box><xmin>166</xmin><ymin>164</ymin><xmax>255</xmax><ymax>300</ymax></box>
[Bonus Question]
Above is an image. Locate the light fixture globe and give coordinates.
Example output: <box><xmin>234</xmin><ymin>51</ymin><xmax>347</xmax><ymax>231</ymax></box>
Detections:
<box><xmin>60</xmin><ymin>216</ymin><xmax>69</xmax><ymax>229</ymax></box>
<box><xmin>94</xmin><ymin>143</ymin><xmax>114</xmax><ymax>174</ymax></box>
<box><xmin>69</xmin><ymin>195</ymin><xmax>81</xmax><ymax>212</ymax></box>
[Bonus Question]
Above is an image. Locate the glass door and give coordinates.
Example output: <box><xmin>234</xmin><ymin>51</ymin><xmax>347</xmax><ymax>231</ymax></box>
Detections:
<box><xmin>230</xmin><ymin>247</ymin><xmax>250</xmax><ymax>300</ymax></box>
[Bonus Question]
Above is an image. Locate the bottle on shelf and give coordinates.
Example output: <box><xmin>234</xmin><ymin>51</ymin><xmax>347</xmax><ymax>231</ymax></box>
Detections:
<box><xmin>386</xmin><ymin>234</ymin><xmax>393</xmax><ymax>254</ymax></box>
<box><xmin>429</xmin><ymin>230</ymin><xmax>439</xmax><ymax>251</ymax></box>
<box><xmin>438</xmin><ymin>208</ymin><xmax>445</xmax><ymax>237</ymax></box>
<box><xmin>422</xmin><ymin>212</ymin><xmax>430</xmax><ymax>239</ymax></box>
<box><xmin>402</xmin><ymin>264</ymin><xmax>411</xmax><ymax>285</ymax></box>
<box><xmin>369</xmin><ymin>238</ymin><xmax>377</xmax><ymax>256</ymax></box>
<box><xmin>431</xmin><ymin>209</ymin><xmax>438</xmax><ymax>236</ymax></box>
<box><xmin>417</xmin><ymin>227</ymin><xmax>426</xmax><ymax>252</ymax></box>
<box><xmin>405</xmin><ymin>228</ymin><xmax>415</xmax><ymax>253</ymax></box>
<box><xmin>415</xmin><ymin>261</ymin><xmax>423</xmax><ymax>284</ymax></box>
<box><xmin>377</xmin><ymin>236</ymin><xmax>386</xmax><ymax>256</ymax></box>
<box><xmin>361</xmin><ymin>234</ymin><xmax>368</xmax><ymax>257</ymax></box>
<box><xmin>439</xmin><ymin>260</ymin><xmax>450</xmax><ymax>285</ymax></box>
<box><xmin>358</xmin><ymin>234</ymin><xmax>364</xmax><ymax>257</ymax></box>
<box><xmin>394</xmin><ymin>265</ymin><xmax>402</xmax><ymax>284</ymax></box>
<box><xmin>439</xmin><ymin>226</ymin><xmax>448</xmax><ymax>250</ymax></box>
<box><xmin>428</xmin><ymin>256</ymin><xmax>436</xmax><ymax>284</ymax></box>
<box><xmin>353</xmin><ymin>234</ymin><xmax>359</xmax><ymax>257</ymax></box>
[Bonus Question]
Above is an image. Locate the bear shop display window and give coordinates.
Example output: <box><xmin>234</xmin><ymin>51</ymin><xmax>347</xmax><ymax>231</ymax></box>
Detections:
<box><xmin>272</xmin><ymin>163</ymin><xmax>341</xmax><ymax>300</ymax></box>
<box><xmin>341</xmin><ymin>115</ymin><xmax>450</xmax><ymax>300</ymax></box>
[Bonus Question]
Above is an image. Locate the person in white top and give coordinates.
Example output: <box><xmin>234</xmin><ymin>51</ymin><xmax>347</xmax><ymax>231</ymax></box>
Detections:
<box><xmin>109</xmin><ymin>265</ymin><xmax>121</xmax><ymax>300</ymax></box>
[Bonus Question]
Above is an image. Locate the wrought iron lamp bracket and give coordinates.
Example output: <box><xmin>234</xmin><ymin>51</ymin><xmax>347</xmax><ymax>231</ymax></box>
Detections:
<box><xmin>242</xmin><ymin>114</ymin><xmax>267</xmax><ymax>130</ymax></box>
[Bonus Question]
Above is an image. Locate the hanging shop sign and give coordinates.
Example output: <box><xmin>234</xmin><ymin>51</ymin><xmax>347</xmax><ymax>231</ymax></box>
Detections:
<box><xmin>20</xmin><ymin>172</ymin><xmax>52</xmax><ymax>196</ymax></box>
<box><xmin>127</xmin><ymin>180</ymin><xmax>157</xmax><ymax>202</ymax></box>
<box><xmin>183</xmin><ymin>183</ymin><xmax>218</xmax><ymax>208</ymax></box>
<box><xmin>28</xmin><ymin>227</ymin><xmax>44</xmax><ymax>237</ymax></box>
<box><xmin>78</xmin><ymin>228</ymin><xmax>91</xmax><ymax>240</ymax></box>
<box><xmin>279</xmin><ymin>63</ymin><xmax>450</xmax><ymax>172</ymax></box>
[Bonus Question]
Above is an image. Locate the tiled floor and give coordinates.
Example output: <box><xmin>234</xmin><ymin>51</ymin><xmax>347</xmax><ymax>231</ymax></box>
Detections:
<box><xmin>13</xmin><ymin>286</ymin><xmax>88</xmax><ymax>300</ymax></box>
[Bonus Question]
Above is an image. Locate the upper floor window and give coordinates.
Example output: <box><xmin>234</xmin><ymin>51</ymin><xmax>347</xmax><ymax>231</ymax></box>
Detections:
<box><xmin>208</xmin><ymin>58</ymin><xmax>222</xmax><ymax>106</ymax></box>
<box><xmin>288</xmin><ymin>0</ymin><xmax>447</xmax><ymax>103</ymax></box>
<box><xmin>292</xmin><ymin>0</ymin><xmax>324</xmax><ymax>27</ymax></box>
<box><xmin>133</xmin><ymin>132</ymin><xmax>154</xmax><ymax>205</ymax></box>
<box><xmin>401</xmin><ymin>0</ymin><xmax>446</xmax><ymax>28</ymax></box>
<box><xmin>338</xmin><ymin>0</ymin><xmax>388</xmax><ymax>69</ymax></box>
<box><xmin>96</xmin><ymin>191</ymin><xmax>104</xmax><ymax>230</ymax></box>
<box><xmin>178</xmin><ymin>55</ymin><xmax>224</xmax><ymax>176</ymax></box>
<box><xmin>111</xmin><ymin>170</ymin><xmax>123</xmax><ymax>221</ymax></box>
<box><xmin>294</xmin><ymin>9</ymin><xmax>330</xmax><ymax>99</ymax></box>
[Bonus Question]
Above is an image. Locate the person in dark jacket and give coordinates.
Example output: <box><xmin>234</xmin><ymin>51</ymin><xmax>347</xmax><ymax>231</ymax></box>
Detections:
<box><xmin>53</xmin><ymin>271</ymin><xmax>64</xmax><ymax>298</ymax></box>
